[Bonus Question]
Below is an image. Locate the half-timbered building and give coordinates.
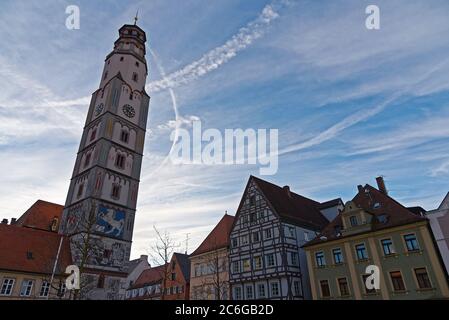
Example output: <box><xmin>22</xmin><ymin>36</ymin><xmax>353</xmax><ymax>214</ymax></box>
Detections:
<box><xmin>229</xmin><ymin>176</ymin><xmax>342</xmax><ymax>300</ymax></box>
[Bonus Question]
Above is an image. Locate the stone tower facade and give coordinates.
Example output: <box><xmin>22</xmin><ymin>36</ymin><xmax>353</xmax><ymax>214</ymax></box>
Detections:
<box><xmin>59</xmin><ymin>23</ymin><xmax>150</xmax><ymax>300</ymax></box>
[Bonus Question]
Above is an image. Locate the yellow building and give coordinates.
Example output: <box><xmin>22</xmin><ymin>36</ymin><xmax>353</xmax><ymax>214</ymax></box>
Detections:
<box><xmin>303</xmin><ymin>180</ymin><xmax>449</xmax><ymax>300</ymax></box>
<box><xmin>0</xmin><ymin>200</ymin><xmax>72</xmax><ymax>300</ymax></box>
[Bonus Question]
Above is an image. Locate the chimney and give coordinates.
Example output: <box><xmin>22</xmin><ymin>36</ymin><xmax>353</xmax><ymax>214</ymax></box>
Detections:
<box><xmin>283</xmin><ymin>185</ymin><xmax>291</xmax><ymax>198</ymax></box>
<box><xmin>10</xmin><ymin>218</ymin><xmax>17</xmax><ymax>225</ymax></box>
<box><xmin>140</xmin><ymin>254</ymin><xmax>148</xmax><ymax>262</ymax></box>
<box><xmin>376</xmin><ymin>176</ymin><xmax>388</xmax><ymax>195</ymax></box>
<box><xmin>357</xmin><ymin>185</ymin><xmax>364</xmax><ymax>193</ymax></box>
<box><xmin>1</xmin><ymin>219</ymin><xmax>8</xmax><ymax>224</ymax></box>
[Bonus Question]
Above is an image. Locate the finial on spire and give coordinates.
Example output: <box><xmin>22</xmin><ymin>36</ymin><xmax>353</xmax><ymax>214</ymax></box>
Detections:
<box><xmin>134</xmin><ymin>9</ymin><xmax>139</xmax><ymax>25</ymax></box>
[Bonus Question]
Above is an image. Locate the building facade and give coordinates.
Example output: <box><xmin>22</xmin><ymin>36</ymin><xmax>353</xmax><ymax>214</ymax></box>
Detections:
<box><xmin>59</xmin><ymin>22</ymin><xmax>151</xmax><ymax>300</ymax></box>
<box><xmin>426</xmin><ymin>193</ymin><xmax>449</xmax><ymax>277</ymax></box>
<box><xmin>303</xmin><ymin>180</ymin><xmax>449</xmax><ymax>300</ymax></box>
<box><xmin>0</xmin><ymin>201</ymin><xmax>71</xmax><ymax>300</ymax></box>
<box><xmin>229</xmin><ymin>176</ymin><xmax>338</xmax><ymax>300</ymax></box>
<box><xmin>190</xmin><ymin>214</ymin><xmax>234</xmax><ymax>300</ymax></box>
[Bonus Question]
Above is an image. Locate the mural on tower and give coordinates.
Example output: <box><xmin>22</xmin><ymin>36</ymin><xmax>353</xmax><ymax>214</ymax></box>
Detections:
<box><xmin>95</xmin><ymin>205</ymin><xmax>125</xmax><ymax>238</ymax></box>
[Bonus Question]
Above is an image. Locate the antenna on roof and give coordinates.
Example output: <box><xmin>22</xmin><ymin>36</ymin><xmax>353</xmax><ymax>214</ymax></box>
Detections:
<box><xmin>184</xmin><ymin>233</ymin><xmax>190</xmax><ymax>255</ymax></box>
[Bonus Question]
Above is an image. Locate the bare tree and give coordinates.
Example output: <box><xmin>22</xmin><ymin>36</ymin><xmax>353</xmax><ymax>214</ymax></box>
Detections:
<box><xmin>148</xmin><ymin>225</ymin><xmax>179</xmax><ymax>300</ymax></box>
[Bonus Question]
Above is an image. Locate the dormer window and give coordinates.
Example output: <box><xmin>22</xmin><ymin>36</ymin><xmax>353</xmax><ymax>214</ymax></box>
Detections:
<box><xmin>349</xmin><ymin>216</ymin><xmax>358</xmax><ymax>227</ymax></box>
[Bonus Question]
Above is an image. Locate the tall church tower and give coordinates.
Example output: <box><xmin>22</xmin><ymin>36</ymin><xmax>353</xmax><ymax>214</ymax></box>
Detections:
<box><xmin>60</xmin><ymin>22</ymin><xmax>150</xmax><ymax>300</ymax></box>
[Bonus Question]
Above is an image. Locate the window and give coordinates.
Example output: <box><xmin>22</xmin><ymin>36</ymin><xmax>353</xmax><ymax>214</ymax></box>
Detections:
<box><xmin>286</xmin><ymin>226</ymin><xmax>295</xmax><ymax>238</ymax></box>
<box><xmin>245</xmin><ymin>286</ymin><xmax>253</xmax><ymax>299</ymax></box>
<box><xmin>332</xmin><ymin>248</ymin><xmax>343</xmax><ymax>264</ymax></box>
<box><xmin>257</xmin><ymin>284</ymin><xmax>266</xmax><ymax>298</ymax></box>
<box><xmin>304</xmin><ymin>232</ymin><xmax>310</xmax><ymax>241</ymax></box>
<box><xmin>120</xmin><ymin>130</ymin><xmax>129</xmax><ymax>143</ymax></box>
<box><xmin>249</xmin><ymin>195</ymin><xmax>256</xmax><ymax>206</ymax></box>
<box><xmin>111</xmin><ymin>184</ymin><xmax>121</xmax><ymax>199</ymax></box>
<box><xmin>355</xmin><ymin>244</ymin><xmax>368</xmax><ymax>260</ymax></box>
<box><xmin>171</xmin><ymin>273</ymin><xmax>176</xmax><ymax>281</ymax></box>
<box><xmin>250</xmin><ymin>213</ymin><xmax>256</xmax><ymax>223</ymax></box>
<box><xmin>242</xmin><ymin>259</ymin><xmax>251</xmax><ymax>272</ymax></box>
<box><xmin>414</xmin><ymin>268</ymin><xmax>432</xmax><ymax>289</ymax></box>
<box><xmin>120</xmin><ymin>57</ymin><xmax>124</xmax><ymax>61</ymax></box>
<box><xmin>115</xmin><ymin>154</ymin><xmax>126</xmax><ymax>169</ymax></box>
<box><xmin>350</xmin><ymin>216</ymin><xmax>358</xmax><ymax>226</ymax></box>
<box><xmin>20</xmin><ymin>280</ymin><xmax>34</xmax><ymax>297</ymax></box>
<box><xmin>132</xmin><ymin>72</ymin><xmax>138</xmax><ymax>82</ymax></box>
<box><xmin>362</xmin><ymin>274</ymin><xmax>376</xmax><ymax>294</ymax></box>
<box><xmin>270</xmin><ymin>282</ymin><xmax>280</xmax><ymax>297</ymax></box>
<box><xmin>290</xmin><ymin>252</ymin><xmax>299</xmax><ymax>266</ymax></box>
<box><xmin>266</xmin><ymin>253</ymin><xmax>275</xmax><ymax>267</ymax></box>
<box><xmin>265</xmin><ymin>228</ymin><xmax>273</xmax><ymax>239</ymax></box>
<box><xmin>135</xmin><ymin>61</ymin><xmax>139</xmax><ymax>67</ymax></box>
<box><xmin>90</xmin><ymin>128</ymin><xmax>97</xmax><ymax>141</ymax></box>
<box><xmin>390</xmin><ymin>271</ymin><xmax>406</xmax><ymax>292</ymax></box>
<box><xmin>231</xmin><ymin>238</ymin><xmax>238</xmax><ymax>248</ymax></box>
<box><xmin>232</xmin><ymin>261</ymin><xmax>240</xmax><ymax>274</ymax></box>
<box><xmin>241</xmin><ymin>235</ymin><xmax>249</xmax><ymax>245</ymax></box>
<box><xmin>404</xmin><ymin>234</ymin><xmax>420</xmax><ymax>251</ymax></box>
<box><xmin>58</xmin><ymin>283</ymin><xmax>66</xmax><ymax>298</ymax></box>
<box><xmin>381</xmin><ymin>239</ymin><xmax>395</xmax><ymax>255</ymax></box>
<box><xmin>1</xmin><ymin>278</ymin><xmax>15</xmax><ymax>296</ymax></box>
<box><xmin>39</xmin><ymin>281</ymin><xmax>50</xmax><ymax>297</ymax></box>
<box><xmin>320</xmin><ymin>280</ymin><xmax>331</xmax><ymax>298</ymax></box>
<box><xmin>252</xmin><ymin>231</ymin><xmax>260</xmax><ymax>242</ymax></box>
<box><xmin>338</xmin><ymin>278</ymin><xmax>350</xmax><ymax>296</ymax></box>
<box><xmin>293</xmin><ymin>281</ymin><xmax>301</xmax><ymax>296</ymax></box>
<box><xmin>77</xmin><ymin>183</ymin><xmax>84</xmax><ymax>198</ymax></box>
<box><xmin>233</xmin><ymin>287</ymin><xmax>242</xmax><ymax>300</ymax></box>
<box><xmin>253</xmin><ymin>256</ymin><xmax>263</xmax><ymax>270</ymax></box>
<box><xmin>97</xmin><ymin>274</ymin><xmax>105</xmax><ymax>288</ymax></box>
<box><xmin>84</xmin><ymin>152</ymin><xmax>91</xmax><ymax>168</ymax></box>
<box><xmin>315</xmin><ymin>251</ymin><xmax>326</xmax><ymax>267</ymax></box>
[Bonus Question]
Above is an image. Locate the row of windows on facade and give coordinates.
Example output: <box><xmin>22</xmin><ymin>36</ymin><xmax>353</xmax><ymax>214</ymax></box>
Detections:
<box><xmin>318</xmin><ymin>267</ymin><xmax>433</xmax><ymax>299</ymax></box>
<box><xmin>233</xmin><ymin>281</ymin><xmax>301</xmax><ymax>299</ymax></box>
<box><xmin>192</xmin><ymin>286</ymin><xmax>228</xmax><ymax>300</ymax></box>
<box><xmin>0</xmin><ymin>278</ymin><xmax>66</xmax><ymax>298</ymax></box>
<box><xmin>193</xmin><ymin>261</ymin><xmax>227</xmax><ymax>277</ymax></box>
<box><xmin>88</xmin><ymin>127</ymin><xmax>131</xmax><ymax>146</ymax></box>
<box><xmin>126</xmin><ymin>283</ymin><xmax>161</xmax><ymax>299</ymax></box>
<box><xmin>231</xmin><ymin>252</ymin><xmax>299</xmax><ymax>274</ymax></box>
<box><xmin>231</xmin><ymin>227</ymin><xmax>309</xmax><ymax>248</ymax></box>
<box><xmin>314</xmin><ymin>233</ymin><xmax>421</xmax><ymax>267</ymax></box>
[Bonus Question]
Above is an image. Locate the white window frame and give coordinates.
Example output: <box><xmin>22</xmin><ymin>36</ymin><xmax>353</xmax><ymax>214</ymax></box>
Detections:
<box><xmin>20</xmin><ymin>279</ymin><xmax>34</xmax><ymax>297</ymax></box>
<box><xmin>0</xmin><ymin>278</ymin><xmax>15</xmax><ymax>296</ymax></box>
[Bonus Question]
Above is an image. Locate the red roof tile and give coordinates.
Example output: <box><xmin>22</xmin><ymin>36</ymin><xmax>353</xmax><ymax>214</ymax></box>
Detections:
<box><xmin>15</xmin><ymin>200</ymin><xmax>63</xmax><ymax>232</ymax></box>
<box><xmin>0</xmin><ymin>224</ymin><xmax>72</xmax><ymax>275</ymax></box>
<box><xmin>131</xmin><ymin>265</ymin><xmax>166</xmax><ymax>289</ymax></box>
<box><xmin>191</xmin><ymin>214</ymin><xmax>235</xmax><ymax>257</ymax></box>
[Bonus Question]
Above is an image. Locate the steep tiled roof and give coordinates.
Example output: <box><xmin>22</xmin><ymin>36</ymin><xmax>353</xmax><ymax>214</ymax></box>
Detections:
<box><xmin>251</xmin><ymin>176</ymin><xmax>329</xmax><ymax>231</ymax></box>
<box><xmin>15</xmin><ymin>200</ymin><xmax>63</xmax><ymax>232</ymax></box>
<box><xmin>173</xmin><ymin>253</ymin><xmax>190</xmax><ymax>281</ymax></box>
<box><xmin>318</xmin><ymin>198</ymin><xmax>343</xmax><ymax>210</ymax></box>
<box><xmin>131</xmin><ymin>265</ymin><xmax>165</xmax><ymax>289</ymax></box>
<box><xmin>303</xmin><ymin>184</ymin><xmax>427</xmax><ymax>247</ymax></box>
<box><xmin>0</xmin><ymin>224</ymin><xmax>72</xmax><ymax>275</ymax></box>
<box><xmin>191</xmin><ymin>214</ymin><xmax>235</xmax><ymax>257</ymax></box>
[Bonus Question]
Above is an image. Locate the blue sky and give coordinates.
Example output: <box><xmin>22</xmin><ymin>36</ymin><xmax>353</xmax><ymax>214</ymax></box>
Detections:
<box><xmin>1</xmin><ymin>0</ymin><xmax>449</xmax><ymax>259</ymax></box>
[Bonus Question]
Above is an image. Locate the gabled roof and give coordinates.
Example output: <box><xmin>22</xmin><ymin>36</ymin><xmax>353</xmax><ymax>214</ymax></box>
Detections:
<box><xmin>318</xmin><ymin>198</ymin><xmax>344</xmax><ymax>210</ymax></box>
<box><xmin>173</xmin><ymin>253</ymin><xmax>190</xmax><ymax>282</ymax></box>
<box><xmin>131</xmin><ymin>264</ymin><xmax>165</xmax><ymax>289</ymax></box>
<box><xmin>438</xmin><ymin>192</ymin><xmax>449</xmax><ymax>210</ymax></box>
<box><xmin>249</xmin><ymin>176</ymin><xmax>329</xmax><ymax>231</ymax></box>
<box><xmin>303</xmin><ymin>184</ymin><xmax>427</xmax><ymax>247</ymax></box>
<box><xmin>15</xmin><ymin>200</ymin><xmax>63</xmax><ymax>232</ymax></box>
<box><xmin>0</xmin><ymin>224</ymin><xmax>72</xmax><ymax>275</ymax></box>
<box><xmin>191</xmin><ymin>214</ymin><xmax>235</xmax><ymax>257</ymax></box>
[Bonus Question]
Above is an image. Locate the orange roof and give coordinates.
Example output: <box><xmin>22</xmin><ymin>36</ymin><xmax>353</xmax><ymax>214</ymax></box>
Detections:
<box><xmin>191</xmin><ymin>214</ymin><xmax>235</xmax><ymax>257</ymax></box>
<box><xmin>131</xmin><ymin>264</ymin><xmax>166</xmax><ymax>289</ymax></box>
<box><xmin>15</xmin><ymin>200</ymin><xmax>63</xmax><ymax>232</ymax></box>
<box><xmin>0</xmin><ymin>224</ymin><xmax>72</xmax><ymax>275</ymax></box>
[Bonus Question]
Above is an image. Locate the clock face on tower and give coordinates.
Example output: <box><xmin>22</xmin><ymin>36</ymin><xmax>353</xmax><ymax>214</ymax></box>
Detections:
<box><xmin>95</xmin><ymin>103</ymin><xmax>104</xmax><ymax>116</ymax></box>
<box><xmin>122</xmin><ymin>104</ymin><xmax>136</xmax><ymax>118</ymax></box>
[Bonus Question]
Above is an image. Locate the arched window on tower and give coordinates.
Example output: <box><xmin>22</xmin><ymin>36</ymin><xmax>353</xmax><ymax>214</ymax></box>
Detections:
<box><xmin>111</xmin><ymin>183</ymin><xmax>121</xmax><ymax>200</ymax></box>
<box><xmin>77</xmin><ymin>183</ymin><xmax>84</xmax><ymax>199</ymax></box>
<box><xmin>115</xmin><ymin>153</ymin><xmax>126</xmax><ymax>169</ymax></box>
<box><xmin>90</xmin><ymin>128</ymin><xmax>97</xmax><ymax>142</ymax></box>
<box><xmin>84</xmin><ymin>152</ymin><xmax>92</xmax><ymax>168</ymax></box>
<box><xmin>132</xmin><ymin>72</ymin><xmax>138</xmax><ymax>82</ymax></box>
<box><xmin>120</xmin><ymin>129</ymin><xmax>129</xmax><ymax>144</ymax></box>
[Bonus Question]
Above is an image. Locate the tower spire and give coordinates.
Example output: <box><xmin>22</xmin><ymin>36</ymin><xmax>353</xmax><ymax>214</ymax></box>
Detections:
<box><xmin>134</xmin><ymin>9</ymin><xmax>139</xmax><ymax>25</ymax></box>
